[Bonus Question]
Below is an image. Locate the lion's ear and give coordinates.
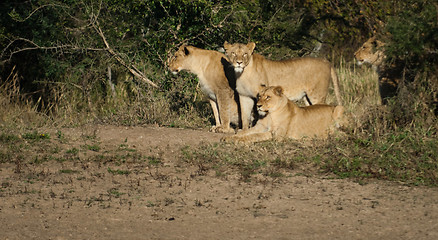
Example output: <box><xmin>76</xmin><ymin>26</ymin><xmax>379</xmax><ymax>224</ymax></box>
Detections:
<box><xmin>224</xmin><ymin>41</ymin><xmax>231</xmax><ymax>50</ymax></box>
<box><xmin>258</xmin><ymin>84</ymin><xmax>267</xmax><ymax>94</ymax></box>
<box><xmin>273</xmin><ymin>86</ymin><xmax>283</xmax><ymax>96</ymax></box>
<box><xmin>248</xmin><ymin>42</ymin><xmax>256</xmax><ymax>52</ymax></box>
<box><xmin>178</xmin><ymin>44</ymin><xmax>186</xmax><ymax>50</ymax></box>
<box><xmin>184</xmin><ymin>46</ymin><xmax>190</xmax><ymax>55</ymax></box>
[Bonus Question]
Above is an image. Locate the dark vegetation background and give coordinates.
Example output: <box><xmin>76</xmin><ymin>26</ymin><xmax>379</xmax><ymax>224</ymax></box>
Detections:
<box><xmin>0</xmin><ymin>0</ymin><xmax>437</xmax><ymax>184</ymax></box>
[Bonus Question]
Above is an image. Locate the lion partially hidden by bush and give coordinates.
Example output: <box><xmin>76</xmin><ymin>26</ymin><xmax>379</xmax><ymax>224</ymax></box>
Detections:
<box><xmin>354</xmin><ymin>37</ymin><xmax>401</xmax><ymax>104</ymax></box>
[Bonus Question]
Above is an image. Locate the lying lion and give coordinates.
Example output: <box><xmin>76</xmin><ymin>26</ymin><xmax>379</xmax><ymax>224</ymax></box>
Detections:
<box><xmin>222</xmin><ymin>86</ymin><xmax>345</xmax><ymax>143</ymax></box>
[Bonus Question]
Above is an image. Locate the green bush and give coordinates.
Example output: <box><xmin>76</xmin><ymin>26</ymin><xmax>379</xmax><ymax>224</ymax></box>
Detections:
<box><xmin>0</xmin><ymin>0</ymin><xmax>436</xmax><ymax>130</ymax></box>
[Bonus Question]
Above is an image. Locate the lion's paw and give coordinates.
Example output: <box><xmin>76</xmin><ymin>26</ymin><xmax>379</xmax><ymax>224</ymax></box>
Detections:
<box><xmin>210</xmin><ymin>125</ymin><xmax>235</xmax><ymax>134</ymax></box>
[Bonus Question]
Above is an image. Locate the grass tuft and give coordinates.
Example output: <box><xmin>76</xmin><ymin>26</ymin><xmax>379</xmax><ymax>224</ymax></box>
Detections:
<box><xmin>22</xmin><ymin>131</ymin><xmax>50</xmax><ymax>140</ymax></box>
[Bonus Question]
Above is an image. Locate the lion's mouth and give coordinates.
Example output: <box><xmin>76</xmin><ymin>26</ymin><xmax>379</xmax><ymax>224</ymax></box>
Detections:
<box><xmin>356</xmin><ymin>60</ymin><xmax>364</xmax><ymax>66</ymax></box>
<box><xmin>257</xmin><ymin>107</ymin><xmax>268</xmax><ymax>116</ymax></box>
<box><xmin>170</xmin><ymin>67</ymin><xmax>181</xmax><ymax>75</ymax></box>
<box><xmin>234</xmin><ymin>66</ymin><xmax>244</xmax><ymax>73</ymax></box>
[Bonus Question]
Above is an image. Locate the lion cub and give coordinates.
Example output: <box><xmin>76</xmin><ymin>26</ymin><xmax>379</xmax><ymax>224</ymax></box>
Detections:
<box><xmin>222</xmin><ymin>86</ymin><xmax>345</xmax><ymax>143</ymax></box>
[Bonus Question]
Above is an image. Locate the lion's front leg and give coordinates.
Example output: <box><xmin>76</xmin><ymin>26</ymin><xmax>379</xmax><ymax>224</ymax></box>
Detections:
<box><xmin>222</xmin><ymin>131</ymin><xmax>273</xmax><ymax>143</ymax></box>
<box><xmin>209</xmin><ymin>99</ymin><xmax>221</xmax><ymax>128</ymax></box>
<box><xmin>239</xmin><ymin>95</ymin><xmax>255</xmax><ymax>130</ymax></box>
<box><xmin>221</xmin><ymin>117</ymin><xmax>271</xmax><ymax>143</ymax></box>
<box><xmin>211</xmin><ymin>90</ymin><xmax>235</xmax><ymax>134</ymax></box>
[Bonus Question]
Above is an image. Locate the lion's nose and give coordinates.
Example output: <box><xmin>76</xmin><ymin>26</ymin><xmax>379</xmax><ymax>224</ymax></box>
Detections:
<box><xmin>354</xmin><ymin>51</ymin><xmax>360</xmax><ymax>58</ymax></box>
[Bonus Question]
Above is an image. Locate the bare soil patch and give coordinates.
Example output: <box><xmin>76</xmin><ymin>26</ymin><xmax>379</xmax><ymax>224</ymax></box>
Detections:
<box><xmin>1</xmin><ymin>124</ymin><xmax>437</xmax><ymax>239</ymax></box>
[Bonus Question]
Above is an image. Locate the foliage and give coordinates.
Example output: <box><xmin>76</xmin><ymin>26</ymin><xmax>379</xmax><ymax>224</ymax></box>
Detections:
<box><xmin>0</xmin><ymin>0</ymin><xmax>437</xmax><ymax>185</ymax></box>
<box><xmin>376</xmin><ymin>0</ymin><xmax>438</xmax><ymax>128</ymax></box>
<box><xmin>0</xmin><ymin>1</ymin><xmax>327</xmax><ymax>125</ymax></box>
<box><xmin>384</xmin><ymin>0</ymin><xmax>438</xmax><ymax>67</ymax></box>
<box><xmin>0</xmin><ymin>1</ymin><xmax>379</xmax><ymax>120</ymax></box>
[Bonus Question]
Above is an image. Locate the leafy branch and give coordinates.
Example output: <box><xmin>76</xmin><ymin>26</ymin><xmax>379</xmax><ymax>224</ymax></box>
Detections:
<box><xmin>1</xmin><ymin>1</ymin><xmax>158</xmax><ymax>88</ymax></box>
<box><xmin>92</xmin><ymin>18</ymin><xmax>158</xmax><ymax>88</ymax></box>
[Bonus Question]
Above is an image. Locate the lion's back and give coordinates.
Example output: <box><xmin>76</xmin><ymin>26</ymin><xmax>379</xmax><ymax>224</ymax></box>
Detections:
<box><xmin>286</xmin><ymin>104</ymin><xmax>341</xmax><ymax>138</ymax></box>
<box><xmin>253</xmin><ymin>55</ymin><xmax>333</xmax><ymax>100</ymax></box>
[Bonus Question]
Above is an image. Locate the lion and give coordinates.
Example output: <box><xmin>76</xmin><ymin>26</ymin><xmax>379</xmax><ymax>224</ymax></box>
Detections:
<box><xmin>222</xmin><ymin>86</ymin><xmax>345</xmax><ymax>143</ymax></box>
<box><xmin>354</xmin><ymin>37</ymin><xmax>400</xmax><ymax>104</ymax></box>
<box><xmin>168</xmin><ymin>45</ymin><xmax>240</xmax><ymax>133</ymax></box>
<box><xmin>354</xmin><ymin>37</ymin><xmax>386</xmax><ymax>67</ymax></box>
<box><xmin>223</xmin><ymin>41</ymin><xmax>343</xmax><ymax>129</ymax></box>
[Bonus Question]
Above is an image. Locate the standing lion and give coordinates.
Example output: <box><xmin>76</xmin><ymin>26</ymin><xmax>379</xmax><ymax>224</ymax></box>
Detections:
<box><xmin>224</xmin><ymin>41</ymin><xmax>342</xmax><ymax>129</ymax></box>
<box><xmin>168</xmin><ymin>45</ymin><xmax>240</xmax><ymax>133</ymax></box>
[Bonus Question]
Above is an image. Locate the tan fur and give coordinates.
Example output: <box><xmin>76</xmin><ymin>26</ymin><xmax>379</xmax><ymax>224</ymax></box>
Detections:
<box><xmin>222</xmin><ymin>86</ymin><xmax>344</xmax><ymax>143</ymax></box>
<box><xmin>354</xmin><ymin>37</ymin><xmax>400</xmax><ymax>104</ymax></box>
<box><xmin>223</xmin><ymin>41</ymin><xmax>342</xmax><ymax>129</ymax></box>
<box><xmin>354</xmin><ymin>37</ymin><xmax>386</xmax><ymax>67</ymax></box>
<box><xmin>168</xmin><ymin>45</ymin><xmax>239</xmax><ymax>133</ymax></box>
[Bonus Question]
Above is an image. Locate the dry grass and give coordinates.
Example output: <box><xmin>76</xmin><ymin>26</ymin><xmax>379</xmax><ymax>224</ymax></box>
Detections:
<box><xmin>0</xmin><ymin>67</ymin><xmax>49</xmax><ymax>129</ymax></box>
<box><xmin>178</xmin><ymin>59</ymin><xmax>438</xmax><ymax>186</ymax></box>
<box><xmin>1</xmin><ymin>59</ymin><xmax>437</xmax><ymax>186</ymax></box>
<box><xmin>0</xmin><ymin>66</ymin><xmax>212</xmax><ymax>129</ymax></box>
<box><xmin>1</xmin><ymin>58</ymin><xmax>380</xmax><ymax>131</ymax></box>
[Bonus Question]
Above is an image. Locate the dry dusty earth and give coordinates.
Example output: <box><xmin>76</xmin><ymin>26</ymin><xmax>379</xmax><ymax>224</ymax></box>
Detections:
<box><xmin>1</xmin><ymin>124</ymin><xmax>438</xmax><ymax>240</ymax></box>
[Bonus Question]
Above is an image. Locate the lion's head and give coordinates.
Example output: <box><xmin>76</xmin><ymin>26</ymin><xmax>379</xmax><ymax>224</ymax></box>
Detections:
<box><xmin>354</xmin><ymin>37</ymin><xmax>385</xmax><ymax>66</ymax></box>
<box><xmin>256</xmin><ymin>86</ymin><xmax>288</xmax><ymax>117</ymax></box>
<box><xmin>168</xmin><ymin>45</ymin><xmax>193</xmax><ymax>74</ymax></box>
<box><xmin>223</xmin><ymin>41</ymin><xmax>256</xmax><ymax>73</ymax></box>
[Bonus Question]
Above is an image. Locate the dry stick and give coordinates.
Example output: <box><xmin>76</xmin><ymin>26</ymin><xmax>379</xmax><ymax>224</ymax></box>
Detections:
<box><xmin>1</xmin><ymin>38</ymin><xmax>104</xmax><ymax>63</ymax></box>
<box><xmin>93</xmin><ymin>21</ymin><xmax>158</xmax><ymax>88</ymax></box>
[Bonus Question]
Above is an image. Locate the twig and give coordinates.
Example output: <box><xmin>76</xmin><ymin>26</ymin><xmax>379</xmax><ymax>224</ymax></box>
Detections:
<box><xmin>13</xmin><ymin>4</ymin><xmax>69</xmax><ymax>22</ymax></box>
<box><xmin>1</xmin><ymin>38</ymin><xmax>105</xmax><ymax>62</ymax></box>
<box><xmin>93</xmin><ymin>22</ymin><xmax>156</xmax><ymax>87</ymax></box>
<box><xmin>92</xmin><ymin>19</ymin><xmax>158</xmax><ymax>88</ymax></box>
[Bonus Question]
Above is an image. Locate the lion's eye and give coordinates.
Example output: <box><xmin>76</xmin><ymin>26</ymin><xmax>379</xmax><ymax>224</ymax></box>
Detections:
<box><xmin>243</xmin><ymin>53</ymin><xmax>248</xmax><ymax>58</ymax></box>
<box><xmin>231</xmin><ymin>52</ymin><xmax>236</xmax><ymax>57</ymax></box>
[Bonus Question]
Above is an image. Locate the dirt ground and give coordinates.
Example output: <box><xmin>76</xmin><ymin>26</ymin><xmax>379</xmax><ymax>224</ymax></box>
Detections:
<box><xmin>1</xmin><ymin>124</ymin><xmax>438</xmax><ymax>240</ymax></box>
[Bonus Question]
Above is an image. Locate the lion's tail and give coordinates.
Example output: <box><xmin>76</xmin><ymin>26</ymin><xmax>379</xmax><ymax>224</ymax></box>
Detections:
<box><xmin>331</xmin><ymin>67</ymin><xmax>343</xmax><ymax>106</ymax></box>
